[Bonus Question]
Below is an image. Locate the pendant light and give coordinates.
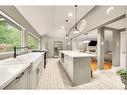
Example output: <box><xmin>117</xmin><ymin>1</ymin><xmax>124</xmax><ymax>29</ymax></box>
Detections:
<box><xmin>73</xmin><ymin>5</ymin><xmax>79</xmax><ymax>33</ymax></box>
<box><xmin>65</xmin><ymin>19</ymin><xmax>69</xmax><ymax>39</ymax></box>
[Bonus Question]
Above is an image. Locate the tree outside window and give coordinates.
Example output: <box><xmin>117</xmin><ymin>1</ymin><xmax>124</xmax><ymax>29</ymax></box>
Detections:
<box><xmin>0</xmin><ymin>20</ymin><xmax>21</xmax><ymax>52</ymax></box>
<box><xmin>28</xmin><ymin>33</ymin><xmax>39</xmax><ymax>49</ymax></box>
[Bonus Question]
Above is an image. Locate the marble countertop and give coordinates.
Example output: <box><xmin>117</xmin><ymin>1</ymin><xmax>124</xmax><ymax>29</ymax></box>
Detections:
<box><xmin>0</xmin><ymin>52</ymin><xmax>44</xmax><ymax>89</ymax></box>
<box><xmin>59</xmin><ymin>50</ymin><xmax>97</xmax><ymax>58</ymax></box>
<box><xmin>0</xmin><ymin>63</ymin><xmax>30</xmax><ymax>89</ymax></box>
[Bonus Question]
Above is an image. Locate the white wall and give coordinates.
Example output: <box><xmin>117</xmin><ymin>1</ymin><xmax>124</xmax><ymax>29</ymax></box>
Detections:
<box><xmin>41</xmin><ymin>36</ymin><xmax>49</xmax><ymax>50</ymax></box>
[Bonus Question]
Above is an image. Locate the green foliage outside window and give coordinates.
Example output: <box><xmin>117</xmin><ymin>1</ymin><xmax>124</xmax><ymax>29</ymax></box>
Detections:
<box><xmin>0</xmin><ymin>20</ymin><xmax>21</xmax><ymax>52</ymax></box>
<box><xmin>28</xmin><ymin>33</ymin><xmax>39</xmax><ymax>49</ymax></box>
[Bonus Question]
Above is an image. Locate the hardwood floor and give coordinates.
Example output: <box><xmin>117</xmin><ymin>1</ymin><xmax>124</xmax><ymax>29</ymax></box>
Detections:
<box><xmin>91</xmin><ymin>59</ymin><xmax>112</xmax><ymax>71</ymax></box>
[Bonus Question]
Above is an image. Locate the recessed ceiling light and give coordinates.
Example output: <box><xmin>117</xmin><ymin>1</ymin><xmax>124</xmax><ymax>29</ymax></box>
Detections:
<box><xmin>61</xmin><ymin>26</ymin><xmax>64</xmax><ymax>29</ymax></box>
<box><xmin>82</xmin><ymin>40</ymin><xmax>90</xmax><ymax>44</ymax></box>
<box><xmin>106</xmin><ymin>7</ymin><xmax>114</xmax><ymax>14</ymax></box>
<box><xmin>68</xmin><ymin>12</ymin><xmax>73</xmax><ymax>17</ymax></box>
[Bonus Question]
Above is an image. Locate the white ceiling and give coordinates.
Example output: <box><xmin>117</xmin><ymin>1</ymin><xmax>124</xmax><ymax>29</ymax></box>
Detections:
<box><xmin>15</xmin><ymin>6</ymin><xmax>94</xmax><ymax>38</ymax></box>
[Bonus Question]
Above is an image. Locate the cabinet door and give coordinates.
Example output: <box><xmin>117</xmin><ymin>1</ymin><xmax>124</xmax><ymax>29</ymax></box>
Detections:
<box><xmin>5</xmin><ymin>68</ymin><xmax>29</xmax><ymax>89</ymax></box>
<box><xmin>64</xmin><ymin>55</ymin><xmax>69</xmax><ymax>72</ymax></box>
<box><xmin>29</xmin><ymin>70</ymin><xmax>37</xmax><ymax>89</ymax></box>
<box><xmin>64</xmin><ymin>55</ymin><xmax>73</xmax><ymax>81</ymax></box>
<box><xmin>120</xmin><ymin>32</ymin><xmax>127</xmax><ymax>69</ymax></box>
<box><xmin>66</xmin><ymin>57</ymin><xmax>73</xmax><ymax>81</ymax></box>
<box><xmin>38</xmin><ymin>61</ymin><xmax>43</xmax><ymax>84</ymax></box>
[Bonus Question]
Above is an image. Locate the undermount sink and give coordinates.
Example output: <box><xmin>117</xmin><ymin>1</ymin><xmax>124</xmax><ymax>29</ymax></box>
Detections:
<box><xmin>0</xmin><ymin>53</ymin><xmax>43</xmax><ymax>65</ymax></box>
<box><xmin>0</xmin><ymin>58</ymin><xmax>31</xmax><ymax>65</ymax></box>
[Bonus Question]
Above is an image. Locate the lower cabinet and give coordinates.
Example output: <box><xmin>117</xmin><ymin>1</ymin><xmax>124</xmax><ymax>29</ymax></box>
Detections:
<box><xmin>64</xmin><ymin>55</ymin><xmax>73</xmax><ymax>81</ymax></box>
<box><xmin>4</xmin><ymin>68</ymin><xmax>29</xmax><ymax>89</ymax></box>
<box><xmin>29</xmin><ymin>69</ymin><xmax>38</xmax><ymax>89</ymax></box>
<box><xmin>37</xmin><ymin>60</ymin><xmax>43</xmax><ymax>86</ymax></box>
<box><xmin>29</xmin><ymin>55</ymin><xmax>44</xmax><ymax>89</ymax></box>
<box><xmin>4</xmin><ymin>54</ymin><xmax>44</xmax><ymax>89</ymax></box>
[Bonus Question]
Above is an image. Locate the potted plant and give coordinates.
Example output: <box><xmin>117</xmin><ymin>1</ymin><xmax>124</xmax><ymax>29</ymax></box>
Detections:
<box><xmin>116</xmin><ymin>69</ymin><xmax>127</xmax><ymax>89</ymax></box>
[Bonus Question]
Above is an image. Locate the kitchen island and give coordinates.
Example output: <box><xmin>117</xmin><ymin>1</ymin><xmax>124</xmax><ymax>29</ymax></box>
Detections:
<box><xmin>59</xmin><ymin>50</ymin><xmax>96</xmax><ymax>86</ymax></box>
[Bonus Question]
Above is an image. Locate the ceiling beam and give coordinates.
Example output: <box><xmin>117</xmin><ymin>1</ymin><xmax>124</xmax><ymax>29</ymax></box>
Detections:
<box><xmin>68</xmin><ymin>6</ymin><xmax>96</xmax><ymax>35</ymax></box>
<box><xmin>70</xmin><ymin>14</ymin><xmax>126</xmax><ymax>39</ymax></box>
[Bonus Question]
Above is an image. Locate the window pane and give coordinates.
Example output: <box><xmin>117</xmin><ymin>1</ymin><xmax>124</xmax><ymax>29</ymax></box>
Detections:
<box><xmin>28</xmin><ymin>33</ymin><xmax>39</xmax><ymax>49</ymax></box>
<box><xmin>0</xmin><ymin>20</ymin><xmax>21</xmax><ymax>53</ymax></box>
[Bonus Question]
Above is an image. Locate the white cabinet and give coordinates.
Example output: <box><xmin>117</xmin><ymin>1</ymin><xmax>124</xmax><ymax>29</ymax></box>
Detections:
<box><xmin>29</xmin><ymin>68</ymin><xmax>38</xmax><ymax>89</ymax></box>
<box><xmin>66</xmin><ymin>57</ymin><xmax>73</xmax><ymax>81</ymax></box>
<box><xmin>59</xmin><ymin>51</ymin><xmax>91</xmax><ymax>86</ymax></box>
<box><xmin>120</xmin><ymin>32</ymin><xmax>127</xmax><ymax>69</ymax></box>
<box><xmin>37</xmin><ymin>60</ymin><xmax>43</xmax><ymax>84</ymax></box>
<box><xmin>29</xmin><ymin>54</ymin><xmax>44</xmax><ymax>89</ymax></box>
<box><xmin>4</xmin><ymin>68</ymin><xmax>29</xmax><ymax>89</ymax></box>
<box><xmin>2</xmin><ymin>53</ymin><xmax>45</xmax><ymax>89</ymax></box>
<box><xmin>64</xmin><ymin>55</ymin><xmax>73</xmax><ymax>81</ymax></box>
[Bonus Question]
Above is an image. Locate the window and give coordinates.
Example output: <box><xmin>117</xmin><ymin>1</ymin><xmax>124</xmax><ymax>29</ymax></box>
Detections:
<box><xmin>0</xmin><ymin>20</ymin><xmax>21</xmax><ymax>53</ymax></box>
<box><xmin>28</xmin><ymin>33</ymin><xmax>39</xmax><ymax>49</ymax></box>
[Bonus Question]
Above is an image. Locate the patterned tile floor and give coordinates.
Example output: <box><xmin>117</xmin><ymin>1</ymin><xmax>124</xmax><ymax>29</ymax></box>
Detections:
<box><xmin>38</xmin><ymin>58</ymin><xmax>125</xmax><ymax>90</ymax></box>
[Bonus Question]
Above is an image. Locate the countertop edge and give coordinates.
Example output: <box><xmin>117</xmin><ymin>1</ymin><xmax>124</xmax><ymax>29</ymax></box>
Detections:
<box><xmin>0</xmin><ymin>63</ymin><xmax>31</xmax><ymax>89</ymax></box>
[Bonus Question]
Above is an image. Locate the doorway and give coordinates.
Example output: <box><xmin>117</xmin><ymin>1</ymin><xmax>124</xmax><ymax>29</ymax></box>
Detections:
<box><xmin>53</xmin><ymin>41</ymin><xmax>63</xmax><ymax>58</ymax></box>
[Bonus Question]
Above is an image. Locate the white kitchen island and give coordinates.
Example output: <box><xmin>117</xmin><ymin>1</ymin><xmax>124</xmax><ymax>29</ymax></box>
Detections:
<box><xmin>59</xmin><ymin>50</ymin><xmax>96</xmax><ymax>86</ymax></box>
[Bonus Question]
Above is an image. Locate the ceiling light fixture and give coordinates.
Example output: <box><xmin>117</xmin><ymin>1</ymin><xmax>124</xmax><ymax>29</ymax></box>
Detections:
<box><xmin>68</xmin><ymin>12</ymin><xmax>73</xmax><ymax>17</ymax></box>
<box><xmin>65</xmin><ymin>19</ymin><xmax>69</xmax><ymax>39</ymax></box>
<box><xmin>106</xmin><ymin>7</ymin><xmax>114</xmax><ymax>14</ymax></box>
<box><xmin>82</xmin><ymin>40</ymin><xmax>90</xmax><ymax>44</ymax></box>
<box><xmin>73</xmin><ymin>5</ymin><xmax>79</xmax><ymax>34</ymax></box>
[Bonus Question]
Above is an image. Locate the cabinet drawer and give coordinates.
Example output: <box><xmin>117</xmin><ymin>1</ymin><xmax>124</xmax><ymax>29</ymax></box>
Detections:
<box><xmin>4</xmin><ymin>69</ymin><xmax>29</xmax><ymax>89</ymax></box>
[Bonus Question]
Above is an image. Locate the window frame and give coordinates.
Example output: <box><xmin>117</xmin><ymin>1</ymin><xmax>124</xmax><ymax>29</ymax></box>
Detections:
<box><xmin>0</xmin><ymin>10</ymin><xmax>41</xmax><ymax>59</ymax></box>
<box><xmin>0</xmin><ymin>10</ymin><xmax>25</xmax><ymax>53</ymax></box>
<box><xmin>28</xmin><ymin>32</ymin><xmax>40</xmax><ymax>50</ymax></box>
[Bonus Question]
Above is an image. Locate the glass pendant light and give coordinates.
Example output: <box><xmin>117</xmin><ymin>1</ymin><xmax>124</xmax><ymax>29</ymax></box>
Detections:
<box><xmin>65</xmin><ymin>19</ymin><xmax>69</xmax><ymax>39</ymax></box>
<box><xmin>73</xmin><ymin>5</ymin><xmax>79</xmax><ymax>33</ymax></box>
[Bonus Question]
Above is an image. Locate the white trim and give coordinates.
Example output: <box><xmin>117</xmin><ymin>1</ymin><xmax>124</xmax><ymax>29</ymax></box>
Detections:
<box><xmin>28</xmin><ymin>32</ymin><xmax>40</xmax><ymax>49</ymax></box>
<box><xmin>0</xmin><ymin>10</ymin><xmax>25</xmax><ymax>30</ymax></box>
<box><xmin>28</xmin><ymin>32</ymin><xmax>40</xmax><ymax>40</ymax></box>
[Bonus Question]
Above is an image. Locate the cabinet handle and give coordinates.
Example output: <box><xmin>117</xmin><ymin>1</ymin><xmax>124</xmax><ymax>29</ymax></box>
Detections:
<box><xmin>36</xmin><ymin>68</ymin><xmax>39</xmax><ymax>74</ymax></box>
<box><xmin>15</xmin><ymin>72</ymin><xmax>24</xmax><ymax>80</ymax></box>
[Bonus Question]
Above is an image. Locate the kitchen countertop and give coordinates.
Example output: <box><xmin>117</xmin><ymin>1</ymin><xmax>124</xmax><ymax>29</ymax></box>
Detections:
<box><xmin>0</xmin><ymin>52</ymin><xmax>44</xmax><ymax>89</ymax></box>
<box><xmin>0</xmin><ymin>52</ymin><xmax>45</xmax><ymax>64</ymax></box>
<box><xmin>59</xmin><ymin>50</ymin><xmax>97</xmax><ymax>58</ymax></box>
<box><xmin>0</xmin><ymin>63</ymin><xmax>31</xmax><ymax>89</ymax></box>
